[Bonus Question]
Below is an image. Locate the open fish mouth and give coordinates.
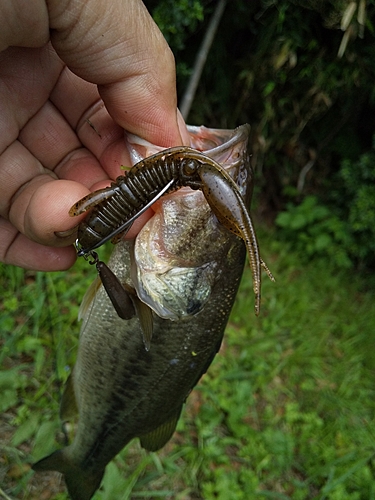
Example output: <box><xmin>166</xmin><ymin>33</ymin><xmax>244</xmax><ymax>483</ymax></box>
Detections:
<box><xmin>70</xmin><ymin>124</ymin><xmax>273</xmax><ymax>323</ymax></box>
<box><xmin>128</xmin><ymin>125</ymin><xmax>253</xmax><ymax>320</ymax></box>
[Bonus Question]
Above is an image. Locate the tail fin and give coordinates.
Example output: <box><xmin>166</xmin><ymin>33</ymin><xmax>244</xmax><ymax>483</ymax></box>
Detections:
<box><xmin>33</xmin><ymin>449</ymin><xmax>104</xmax><ymax>500</ymax></box>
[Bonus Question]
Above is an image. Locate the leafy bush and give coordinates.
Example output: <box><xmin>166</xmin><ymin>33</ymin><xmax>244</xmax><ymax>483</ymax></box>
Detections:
<box><xmin>275</xmin><ymin>195</ymin><xmax>353</xmax><ymax>268</ymax></box>
<box><xmin>337</xmin><ymin>142</ymin><xmax>375</xmax><ymax>266</ymax></box>
<box><xmin>150</xmin><ymin>0</ymin><xmax>204</xmax><ymax>51</ymax></box>
<box><xmin>276</xmin><ymin>138</ymin><xmax>375</xmax><ymax>270</ymax></box>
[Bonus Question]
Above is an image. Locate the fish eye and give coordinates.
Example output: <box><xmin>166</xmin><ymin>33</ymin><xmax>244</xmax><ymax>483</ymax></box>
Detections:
<box><xmin>182</xmin><ymin>159</ymin><xmax>197</xmax><ymax>176</ymax></box>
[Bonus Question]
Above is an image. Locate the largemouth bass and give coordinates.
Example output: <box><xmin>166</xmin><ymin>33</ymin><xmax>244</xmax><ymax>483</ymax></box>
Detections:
<box><xmin>33</xmin><ymin>124</ymin><xmax>261</xmax><ymax>500</ymax></box>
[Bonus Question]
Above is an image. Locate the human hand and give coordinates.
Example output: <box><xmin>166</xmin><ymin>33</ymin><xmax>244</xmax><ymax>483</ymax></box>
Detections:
<box><xmin>0</xmin><ymin>0</ymin><xmax>189</xmax><ymax>271</ymax></box>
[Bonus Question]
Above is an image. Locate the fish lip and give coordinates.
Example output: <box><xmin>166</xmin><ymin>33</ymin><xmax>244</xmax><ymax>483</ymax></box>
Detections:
<box><xmin>126</xmin><ymin>124</ymin><xmax>251</xmax><ymax>166</ymax></box>
<box><xmin>186</xmin><ymin>124</ymin><xmax>250</xmax><ymax>157</ymax></box>
<box><xmin>186</xmin><ymin>124</ymin><xmax>250</xmax><ymax>172</ymax></box>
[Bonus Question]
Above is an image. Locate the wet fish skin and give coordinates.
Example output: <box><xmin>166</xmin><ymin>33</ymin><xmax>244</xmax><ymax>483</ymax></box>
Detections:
<box><xmin>33</xmin><ymin>238</ymin><xmax>246</xmax><ymax>500</ymax></box>
<box><xmin>33</xmin><ymin>126</ymin><xmax>252</xmax><ymax>500</ymax></box>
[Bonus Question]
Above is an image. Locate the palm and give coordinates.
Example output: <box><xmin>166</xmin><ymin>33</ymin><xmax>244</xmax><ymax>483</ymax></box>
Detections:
<box><xmin>0</xmin><ymin>44</ymin><xmax>130</xmax><ymax>270</ymax></box>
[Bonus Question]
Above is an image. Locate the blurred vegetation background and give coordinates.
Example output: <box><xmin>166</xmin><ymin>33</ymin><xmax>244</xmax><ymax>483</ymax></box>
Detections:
<box><xmin>147</xmin><ymin>0</ymin><xmax>375</xmax><ymax>272</ymax></box>
<box><xmin>1</xmin><ymin>1</ymin><xmax>375</xmax><ymax>499</ymax></box>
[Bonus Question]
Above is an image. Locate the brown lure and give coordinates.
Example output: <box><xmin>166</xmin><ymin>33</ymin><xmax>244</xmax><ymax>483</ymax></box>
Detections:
<box><xmin>69</xmin><ymin>147</ymin><xmax>222</xmax><ymax>256</ymax></box>
<box><xmin>70</xmin><ymin>147</ymin><xmax>273</xmax><ymax>315</ymax></box>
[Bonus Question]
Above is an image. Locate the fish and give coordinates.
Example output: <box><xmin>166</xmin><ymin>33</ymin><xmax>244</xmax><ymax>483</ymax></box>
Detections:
<box><xmin>32</xmin><ymin>124</ymin><xmax>268</xmax><ymax>500</ymax></box>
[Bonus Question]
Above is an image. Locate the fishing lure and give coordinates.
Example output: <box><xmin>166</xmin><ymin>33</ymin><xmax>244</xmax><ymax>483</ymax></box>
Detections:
<box><xmin>70</xmin><ymin>147</ymin><xmax>273</xmax><ymax>315</ymax></box>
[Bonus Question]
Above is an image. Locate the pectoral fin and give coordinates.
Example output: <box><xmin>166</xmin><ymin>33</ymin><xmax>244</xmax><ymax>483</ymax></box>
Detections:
<box><xmin>84</xmin><ymin>260</ymin><xmax>153</xmax><ymax>348</ymax></box>
<box><xmin>124</xmin><ymin>284</ymin><xmax>154</xmax><ymax>351</ymax></box>
<box><xmin>78</xmin><ymin>276</ymin><xmax>102</xmax><ymax>322</ymax></box>
<box><xmin>139</xmin><ymin>406</ymin><xmax>182</xmax><ymax>452</ymax></box>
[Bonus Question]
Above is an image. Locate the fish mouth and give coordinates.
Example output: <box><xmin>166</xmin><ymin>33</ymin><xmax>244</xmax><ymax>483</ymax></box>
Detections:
<box><xmin>126</xmin><ymin>124</ymin><xmax>251</xmax><ymax>171</ymax></box>
<box><xmin>126</xmin><ymin>124</ymin><xmax>251</xmax><ymax>199</ymax></box>
<box><xmin>186</xmin><ymin>124</ymin><xmax>251</xmax><ymax>198</ymax></box>
<box><xmin>130</xmin><ymin>124</ymin><xmax>252</xmax><ymax>321</ymax></box>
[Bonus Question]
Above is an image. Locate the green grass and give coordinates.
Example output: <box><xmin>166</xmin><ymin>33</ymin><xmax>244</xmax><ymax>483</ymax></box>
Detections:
<box><xmin>1</xmin><ymin>230</ymin><xmax>375</xmax><ymax>499</ymax></box>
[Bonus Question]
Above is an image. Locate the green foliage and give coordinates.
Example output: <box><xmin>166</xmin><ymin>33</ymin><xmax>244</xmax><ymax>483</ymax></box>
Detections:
<box><xmin>1</xmin><ymin>231</ymin><xmax>375</xmax><ymax>498</ymax></box>
<box><xmin>336</xmin><ymin>142</ymin><xmax>375</xmax><ymax>265</ymax></box>
<box><xmin>0</xmin><ymin>368</ymin><xmax>28</xmax><ymax>413</ymax></box>
<box><xmin>0</xmin><ymin>256</ymin><xmax>96</xmax><ymax>499</ymax></box>
<box><xmin>275</xmin><ymin>137</ymin><xmax>375</xmax><ymax>269</ymax></box>
<box><xmin>275</xmin><ymin>195</ymin><xmax>353</xmax><ymax>268</ymax></box>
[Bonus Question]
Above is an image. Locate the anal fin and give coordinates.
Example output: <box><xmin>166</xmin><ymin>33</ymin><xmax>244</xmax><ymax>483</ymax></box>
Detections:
<box><xmin>139</xmin><ymin>406</ymin><xmax>182</xmax><ymax>452</ymax></box>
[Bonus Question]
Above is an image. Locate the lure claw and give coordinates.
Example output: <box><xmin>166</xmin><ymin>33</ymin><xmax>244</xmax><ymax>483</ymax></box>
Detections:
<box><xmin>196</xmin><ymin>162</ymin><xmax>273</xmax><ymax>315</ymax></box>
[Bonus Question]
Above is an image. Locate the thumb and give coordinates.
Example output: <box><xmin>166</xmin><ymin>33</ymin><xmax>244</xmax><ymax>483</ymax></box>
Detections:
<box><xmin>47</xmin><ymin>0</ymin><xmax>188</xmax><ymax>147</ymax></box>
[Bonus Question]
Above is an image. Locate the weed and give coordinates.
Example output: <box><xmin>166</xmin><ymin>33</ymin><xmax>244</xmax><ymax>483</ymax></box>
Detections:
<box><xmin>1</xmin><ymin>232</ymin><xmax>375</xmax><ymax>499</ymax></box>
